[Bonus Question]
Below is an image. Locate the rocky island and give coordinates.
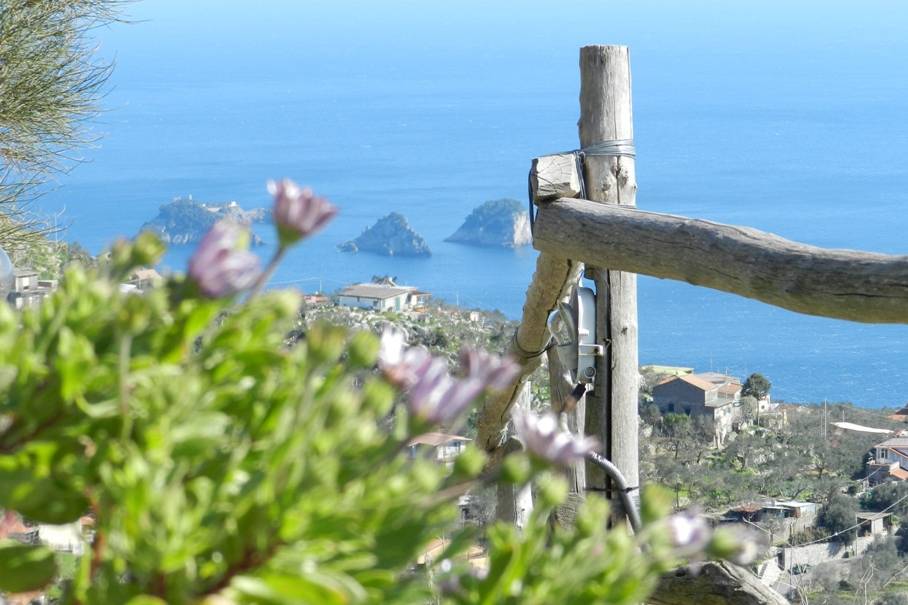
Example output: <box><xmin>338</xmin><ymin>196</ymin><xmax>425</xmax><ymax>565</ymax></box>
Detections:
<box><xmin>445</xmin><ymin>198</ymin><xmax>532</xmax><ymax>248</ymax></box>
<box><xmin>339</xmin><ymin>212</ymin><xmax>431</xmax><ymax>257</ymax></box>
<box><xmin>141</xmin><ymin>197</ymin><xmax>267</xmax><ymax>246</ymax></box>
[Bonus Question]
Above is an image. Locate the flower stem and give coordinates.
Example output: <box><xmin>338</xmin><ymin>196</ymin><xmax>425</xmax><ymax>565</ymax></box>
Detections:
<box><xmin>118</xmin><ymin>332</ymin><xmax>133</xmax><ymax>443</ymax></box>
<box><xmin>247</xmin><ymin>245</ymin><xmax>287</xmax><ymax>300</ymax></box>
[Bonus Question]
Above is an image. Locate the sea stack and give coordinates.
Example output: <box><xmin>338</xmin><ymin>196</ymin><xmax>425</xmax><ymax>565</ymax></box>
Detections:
<box><xmin>140</xmin><ymin>197</ymin><xmax>266</xmax><ymax>245</ymax></box>
<box><xmin>339</xmin><ymin>212</ymin><xmax>431</xmax><ymax>257</ymax></box>
<box><xmin>445</xmin><ymin>198</ymin><xmax>531</xmax><ymax>248</ymax></box>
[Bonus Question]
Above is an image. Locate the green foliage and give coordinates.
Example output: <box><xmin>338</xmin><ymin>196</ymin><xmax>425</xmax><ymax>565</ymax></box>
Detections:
<box><xmin>740</xmin><ymin>396</ymin><xmax>759</xmax><ymax>421</ymax></box>
<box><xmin>742</xmin><ymin>373</ymin><xmax>771</xmax><ymax>400</ymax></box>
<box><xmin>862</xmin><ymin>483</ymin><xmax>908</xmax><ymax>516</ymax></box>
<box><xmin>0</xmin><ymin>0</ymin><xmax>124</xmax><ymax>251</ymax></box>
<box><xmin>0</xmin><ymin>232</ymin><xmax>686</xmax><ymax>603</ymax></box>
<box><xmin>9</xmin><ymin>234</ymin><xmax>95</xmax><ymax>280</ymax></box>
<box><xmin>642</xmin><ymin>401</ymin><xmax>897</xmax><ymax>510</ymax></box>
<box><xmin>820</xmin><ymin>494</ymin><xmax>859</xmax><ymax>544</ymax></box>
<box><xmin>877</xmin><ymin>592</ymin><xmax>908</xmax><ymax>605</ymax></box>
<box><xmin>0</xmin><ymin>540</ymin><xmax>57</xmax><ymax>594</ymax></box>
<box><xmin>441</xmin><ymin>497</ymin><xmax>666</xmax><ymax>605</ymax></box>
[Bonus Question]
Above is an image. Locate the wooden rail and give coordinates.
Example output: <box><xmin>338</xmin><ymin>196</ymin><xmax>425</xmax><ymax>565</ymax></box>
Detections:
<box><xmin>533</xmin><ymin>197</ymin><xmax>908</xmax><ymax>324</ymax></box>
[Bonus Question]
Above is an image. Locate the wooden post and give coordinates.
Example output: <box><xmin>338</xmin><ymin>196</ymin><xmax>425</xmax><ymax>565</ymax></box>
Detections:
<box><xmin>547</xmin><ymin>327</ymin><xmax>587</xmax><ymax>526</ymax></box>
<box><xmin>496</xmin><ymin>382</ymin><xmax>534</xmax><ymax>527</ymax></box>
<box><xmin>578</xmin><ymin>45</ymin><xmax>640</xmax><ymax>517</ymax></box>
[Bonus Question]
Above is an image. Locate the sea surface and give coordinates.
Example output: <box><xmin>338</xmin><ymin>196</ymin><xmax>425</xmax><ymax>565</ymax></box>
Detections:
<box><xmin>33</xmin><ymin>1</ymin><xmax>908</xmax><ymax>407</ymax></box>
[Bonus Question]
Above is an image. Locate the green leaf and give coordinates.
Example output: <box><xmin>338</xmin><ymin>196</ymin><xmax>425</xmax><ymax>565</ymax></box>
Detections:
<box><xmin>55</xmin><ymin>327</ymin><xmax>96</xmax><ymax>401</ymax></box>
<box><xmin>232</xmin><ymin>571</ymin><xmax>366</xmax><ymax>605</ymax></box>
<box><xmin>640</xmin><ymin>485</ymin><xmax>672</xmax><ymax>526</ymax></box>
<box><xmin>124</xmin><ymin>597</ymin><xmax>168</xmax><ymax>605</ymax></box>
<box><xmin>0</xmin><ymin>541</ymin><xmax>58</xmax><ymax>593</ymax></box>
<box><xmin>0</xmin><ymin>454</ymin><xmax>89</xmax><ymax>524</ymax></box>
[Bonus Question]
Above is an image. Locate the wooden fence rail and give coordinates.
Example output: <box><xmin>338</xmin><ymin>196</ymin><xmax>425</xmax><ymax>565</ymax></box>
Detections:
<box><xmin>533</xmin><ymin>197</ymin><xmax>908</xmax><ymax>324</ymax></box>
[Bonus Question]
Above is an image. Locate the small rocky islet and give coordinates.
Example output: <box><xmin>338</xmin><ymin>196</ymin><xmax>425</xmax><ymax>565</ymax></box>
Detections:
<box><xmin>446</xmin><ymin>198</ymin><xmax>532</xmax><ymax>248</ymax></box>
<box><xmin>338</xmin><ymin>212</ymin><xmax>431</xmax><ymax>257</ymax></box>
<box><xmin>140</xmin><ymin>197</ymin><xmax>267</xmax><ymax>246</ymax></box>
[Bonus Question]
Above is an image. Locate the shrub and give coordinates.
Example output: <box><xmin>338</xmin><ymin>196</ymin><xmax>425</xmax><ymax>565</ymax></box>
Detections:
<box><xmin>0</xmin><ymin>181</ymin><xmax>752</xmax><ymax>603</ymax></box>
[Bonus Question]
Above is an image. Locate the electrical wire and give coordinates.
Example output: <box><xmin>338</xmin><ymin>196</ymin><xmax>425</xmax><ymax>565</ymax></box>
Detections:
<box><xmin>787</xmin><ymin>491</ymin><xmax>908</xmax><ymax>548</ymax></box>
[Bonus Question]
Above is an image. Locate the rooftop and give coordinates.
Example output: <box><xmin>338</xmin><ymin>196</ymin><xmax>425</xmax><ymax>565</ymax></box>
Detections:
<box><xmin>875</xmin><ymin>437</ymin><xmax>908</xmax><ymax>449</ymax></box>
<box><xmin>641</xmin><ymin>364</ymin><xmax>694</xmax><ymax>375</ymax></box>
<box><xmin>695</xmin><ymin>372</ymin><xmax>742</xmax><ymax>386</ymax></box>
<box><xmin>677</xmin><ymin>374</ymin><xmax>716</xmax><ymax>391</ymax></box>
<box><xmin>339</xmin><ymin>283</ymin><xmax>413</xmax><ymax>300</ymax></box>
<box><xmin>131</xmin><ymin>268</ymin><xmax>163</xmax><ymax>281</ymax></box>
<box><xmin>718</xmin><ymin>383</ymin><xmax>742</xmax><ymax>396</ymax></box>
<box><xmin>409</xmin><ymin>432</ymin><xmax>471</xmax><ymax>448</ymax></box>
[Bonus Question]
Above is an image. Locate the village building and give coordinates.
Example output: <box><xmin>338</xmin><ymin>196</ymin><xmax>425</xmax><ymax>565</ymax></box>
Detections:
<box><xmin>303</xmin><ymin>293</ymin><xmax>330</xmax><ymax>306</ymax></box>
<box><xmin>722</xmin><ymin>499</ymin><xmax>819</xmax><ymax>545</ymax></box>
<box><xmin>865</xmin><ymin>459</ymin><xmax>908</xmax><ymax>485</ymax></box>
<box><xmin>8</xmin><ymin>269</ymin><xmax>56</xmax><ymax>309</ymax></box>
<box><xmin>867</xmin><ymin>436</ymin><xmax>908</xmax><ymax>483</ymax></box>
<box><xmin>337</xmin><ymin>282</ymin><xmax>430</xmax><ymax>312</ymax></box>
<box><xmin>856</xmin><ymin>511</ymin><xmax>894</xmax><ymax>538</ymax></box>
<box><xmin>128</xmin><ymin>267</ymin><xmax>163</xmax><ymax>290</ymax></box>
<box><xmin>889</xmin><ymin>403</ymin><xmax>908</xmax><ymax>423</ymax></box>
<box><xmin>652</xmin><ymin>372</ymin><xmax>744</xmax><ymax>445</ymax></box>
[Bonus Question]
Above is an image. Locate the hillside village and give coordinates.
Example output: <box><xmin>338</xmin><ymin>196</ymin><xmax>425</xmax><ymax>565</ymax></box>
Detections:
<box><xmin>298</xmin><ymin>279</ymin><xmax>908</xmax><ymax>602</ymax></box>
<box><xmin>5</xmin><ymin>269</ymin><xmax>908</xmax><ymax>604</ymax></box>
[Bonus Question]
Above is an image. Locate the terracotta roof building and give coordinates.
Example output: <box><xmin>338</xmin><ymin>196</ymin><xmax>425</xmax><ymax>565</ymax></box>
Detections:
<box><xmin>652</xmin><ymin>372</ymin><xmax>744</xmax><ymax>446</ymax></box>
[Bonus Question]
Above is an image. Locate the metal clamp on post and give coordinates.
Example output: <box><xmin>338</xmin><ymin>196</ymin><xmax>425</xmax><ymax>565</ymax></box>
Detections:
<box><xmin>547</xmin><ymin>285</ymin><xmax>604</xmax><ymax>388</ymax></box>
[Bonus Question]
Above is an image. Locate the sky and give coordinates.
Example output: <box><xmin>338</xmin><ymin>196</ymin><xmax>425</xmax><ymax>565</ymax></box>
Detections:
<box><xmin>101</xmin><ymin>1</ymin><xmax>908</xmax><ymax>86</ymax></box>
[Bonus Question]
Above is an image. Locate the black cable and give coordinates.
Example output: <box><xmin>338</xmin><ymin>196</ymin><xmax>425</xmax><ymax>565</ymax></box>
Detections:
<box><xmin>585</xmin><ymin>450</ymin><xmax>642</xmax><ymax>533</ymax></box>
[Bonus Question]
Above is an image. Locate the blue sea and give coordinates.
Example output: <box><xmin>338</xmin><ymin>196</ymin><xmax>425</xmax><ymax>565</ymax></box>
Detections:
<box><xmin>34</xmin><ymin>0</ymin><xmax>908</xmax><ymax>407</ymax></box>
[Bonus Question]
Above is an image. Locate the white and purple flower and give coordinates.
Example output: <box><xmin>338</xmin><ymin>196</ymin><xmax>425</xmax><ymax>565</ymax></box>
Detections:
<box><xmin>188</xmin><ymin>221</ymin><xmax>261</xmax><ymax>298</ymax></box>
<box><xmin>511</xmin><ymin>408</ymin><xmax>598</xmax><ymax>467</ymax></box>
<box><xmin>268</xmin><ymin>178</ymin><xmax>337</xmax><ymax>246</ymax></box>
<box><xmin>378</xmin><ymin>328</ymin><xmax>519</xmax><ymax>425</ymax></box>
<box><xmin>665</xmin><ymin>510</ymin><xmax>713</xmax><ymax>556</ymax></box>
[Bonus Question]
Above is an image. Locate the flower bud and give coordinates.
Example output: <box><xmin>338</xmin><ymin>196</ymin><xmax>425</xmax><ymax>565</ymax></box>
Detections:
<box><xmin>187</xmin><ymin>221</ymin><xmax>260</xmax><ymax>298</ymax></box>
<box><xmin>268</xmin><ymin>179</ymin><xmax>337</xmax><ymax>247</ymax></box>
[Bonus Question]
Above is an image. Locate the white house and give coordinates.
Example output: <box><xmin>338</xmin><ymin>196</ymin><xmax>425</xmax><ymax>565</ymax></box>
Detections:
<box><xmin>871</xmin><ymin>437</ymin><xmax>908</xmax><ymax>482</ymax></box>
<box><xmin>337</xmin><ymin>282</ymin><xmax>429</xmax><ymax>312</ymax></box>
<box><xmin>9</xmin><ymin>269</ymin><xmax>55</xmax><ymax>309</ymax></box>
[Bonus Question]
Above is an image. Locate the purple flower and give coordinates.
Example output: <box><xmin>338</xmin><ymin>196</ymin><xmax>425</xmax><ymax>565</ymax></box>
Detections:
<box><xmin>268</xmin><ymin>179</ymin><xmax>337</xmax><ymax>246</ymax></box>
<box><xmin>377</xmin><ymin>329</ymin><xmax>517</xmax><ymax>425</ymax></box>
<box><xmin>665</xmin><ymin>510</ymin><xmax>712</xmax><ymax>557</ymax></box>
<box><xmin>188</xmin><ymin>221</ymin><xmax>261</xmax><ymax>298</ymax></box>
<box><xmin>459</xmin><ymin>349</ymin><xmax>520</xmax><ymax>391</ymax></box>
<box><xmin>512</xmin><ymin>409</ymin><xmax>598</xmax><ymax>466</ymax></box>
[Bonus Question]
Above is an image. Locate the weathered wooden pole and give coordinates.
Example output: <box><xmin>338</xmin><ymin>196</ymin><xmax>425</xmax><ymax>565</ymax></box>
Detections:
<box><xmin>578</xmin><ymin>45</ymin><xmax>640</xmax><ymax>516</ymax></box>
<box><xmin>496</xmin><ymin>382</ymin><xmax>535</xmax><ymax>526</ymax></box>
<box><xmin>548</xmin><ymin>345</ymin><xmax>587</xmax><ymax>525</ymax></box>
<box><xmin>531</xmin><ymin>198</ymin><xmax>908</xmax><ymax>324</ymax></box>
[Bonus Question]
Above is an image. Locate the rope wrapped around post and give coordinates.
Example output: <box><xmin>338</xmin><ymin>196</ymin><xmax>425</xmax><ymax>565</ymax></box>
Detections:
<box><xmin>528</xmin><ymin>138</ymin><xmax>636</xmax><ymax>230</ymax></box>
